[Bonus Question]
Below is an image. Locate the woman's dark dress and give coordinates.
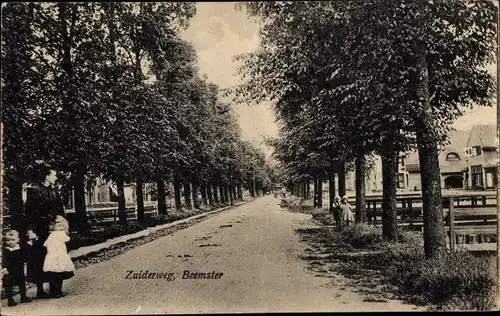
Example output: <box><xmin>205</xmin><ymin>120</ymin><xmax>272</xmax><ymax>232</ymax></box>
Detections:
<box><xmin>24</xmin><ymin>184</ymin><xmax>65</xmax><ymax>284</ymax></box>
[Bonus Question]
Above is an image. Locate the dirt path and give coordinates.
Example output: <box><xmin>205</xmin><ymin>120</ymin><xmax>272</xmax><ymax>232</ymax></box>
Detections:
<box><xmin>2</xmin><ymin>196</ymin><xmax>424</xmax><ymax>314</ymax></box>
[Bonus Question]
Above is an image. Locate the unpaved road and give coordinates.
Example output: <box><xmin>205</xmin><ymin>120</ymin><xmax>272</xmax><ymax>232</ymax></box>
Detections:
<box><xmin>2</xmin><ymin>196</ymin><xmax>423</xmax><ymax>314</ymax></box>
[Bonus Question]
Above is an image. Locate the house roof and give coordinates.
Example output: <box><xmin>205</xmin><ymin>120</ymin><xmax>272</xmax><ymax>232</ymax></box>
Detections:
<box><xmin>403</xmin><ymin>129</ymin><xmax>470</xmax><ymax>173</ymax></box>
<box><xmin>470</xmin><ymin>124</ymin><xmax>497</xmax><ymax>148</ymax></box>
<box><xmin>444</xmin><ymin>130</ymin><xmax>470</xmax><ymax>155</ymax></box>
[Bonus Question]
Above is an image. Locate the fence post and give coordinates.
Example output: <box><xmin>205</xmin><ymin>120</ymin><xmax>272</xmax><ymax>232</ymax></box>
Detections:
<box><xmin>449</xmin><ymin>196</ymin><xmax>455</xmax><ymax>251</ymax></box>
<box><xmin>367</xmin><ymin>200</ymin><xmax>371</xmax><ymax>223</ymax></box>
<box><xmin>409</xmin><ymin>198</ymin><xmax>414</xmax><ymax>229</ymax></box>
<box><xmin>113</xmin><ymin>209</ymin><xmax>116</xmax><ymax>224</ymax></box>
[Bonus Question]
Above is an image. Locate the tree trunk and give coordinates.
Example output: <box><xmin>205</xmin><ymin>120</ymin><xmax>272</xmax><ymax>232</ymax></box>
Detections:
<box><xmin>136</xmin><ymin>177</ymin><xmax>145</xmax><ymax>221</ymax></box>
<box><xmin>7</xmin><ymin>175</ymin><xmax>24</xmax><ymax>233</ymax></box>
<box><xmin>313</xmin><ymin>176</ymin><xmax>318</xmax><ymax>207</ymax></box>
<box><xmin>238</xmin><ymin>185</ymin><xmax>243</xmax><ymax>200</ymax></box>
<box><xmin>183</xmin><ymin>182</ymin><xmax>192</xmax><ymax>210</ymax></box>
<box><xmin>382</xmin><ymin>142</ymin><xmax>398</xmax><ymax>240</ymax></box>
<box><xmin>60</xmin><ymin>3</ymin><xmax>86</xmax><ymax>228</ymax></box>
<box><xmin>224</xmin><ymin>185</ymin><xmax>230</xmax><ymax>204</ymax></box>
<box><xmin>219</xmin><ymin>185</ymin><xmax>225</xmax><ymax>204</ymax></box>
<box><xmin>338</xmin><ymin>161</ymin><xmax>346</xmax><ymax>197</ymax></box>
<box><xmin>191</xmin><ymin>182</ymin><xmax>200</xmax><ymax>209</ymax></box>
<box><xmin>212</xmin><ymin>185</ymin><xmax>219</xmax><ymax>204</ymax></box>
<box><xmin>173</xmin><ymin>177</ymin><xmax>181</xmax><ymax>211</ymax></box>
<box><xmin>306</xmin><ymin>182</ymin><xmax>310</xmax><ymax>200</ymax></box>
<box><xmin>206</xmin><ymin>185</ymin><xmax>214</xmax><ymax>207</ymax></box>
<box><xmin>355</xmin><ymin>153</ymin><xmax>367</xmax><ymax>223</ymax></box>
<box><xmin>415</xmin><ymin>50</ymin><xmax>446</xmax><ymax>257</ymax></box>
<box><xmin>157</xmin><ymin>179</ymin><xmax>167</xmax><ymax>215</ymax></box>
<box><xmin>329</xmin><ymin>165</ymin><xmax>336</xmax><ymax>214</ymax></box>
<box><xmin>228</xmin><ymin>186</ymin><xmax>234</xmax><ymax>206</ymax></box>
<box><xmin>73</xmin><ymin>163</ymin><xmax>88</xmax><ymax>229</ymax></box>
<box><xmin>200</xmin><ymin>185</ymin><xmax>208</xmax><ymax>206</ymax></box>
<box><xmin>117</xmin><ymin>180</ymin><xmax>127</xmax><ymax>225</ymax></box>
<box><xmin>232</xmin><ymin>187</ymin><xmax>238</xmax><ymax>201</ymax></box>
<box><xmin>317</xmin><ymin>177</ymin><xmax>323</xmax><ymax>208</ymax></box>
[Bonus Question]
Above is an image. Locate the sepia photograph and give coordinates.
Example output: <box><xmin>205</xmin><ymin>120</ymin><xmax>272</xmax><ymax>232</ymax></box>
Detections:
<box><xmin>1</xmin><ymin>1</ymin><xmax>499</xmax><ymax>314</ymax></box>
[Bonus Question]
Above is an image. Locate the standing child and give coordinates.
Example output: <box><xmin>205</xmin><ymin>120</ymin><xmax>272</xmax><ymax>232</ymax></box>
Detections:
<box><xmin>340</xmin><ymin>196</ymin><xmax>354</xmax><ymax>227</ymax></box>
<box><xmin>43</xmin><ymin>215</ymin><xmax>75</xmax><ymax>298</ymax></box>
<box><xmin>332</xmin><ymin>196</ymin><xmax>342</xmax><ymax>229</ymax></box>
<box><xmin>2</xmin><ymin>230</ymin><xmax>33</xmax><ymax>306</ymax></box>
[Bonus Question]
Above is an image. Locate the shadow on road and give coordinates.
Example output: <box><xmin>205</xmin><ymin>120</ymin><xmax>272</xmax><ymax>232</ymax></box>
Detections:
<box><xmin>294</xmin><ymin>227</ymin><xmax>404</xmax><ymax>304</ymax></box>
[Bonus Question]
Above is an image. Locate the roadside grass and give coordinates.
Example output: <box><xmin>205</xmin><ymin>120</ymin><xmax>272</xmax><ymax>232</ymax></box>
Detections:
<box><xmin>68</xmin><ymin>204</ymin><xmax>233</xmax><ymax>251</ymax></box>
<box><xmin>293</xmin><ymin>207</ymin><xmax>497</xmax><ymax>311</ymax></box>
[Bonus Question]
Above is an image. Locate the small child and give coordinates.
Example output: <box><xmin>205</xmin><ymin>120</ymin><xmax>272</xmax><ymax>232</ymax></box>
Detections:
<box><xmin>332</xmin><ymin>196</ymin><xmax>342</xmax><ymax>229</ymax></box>
<box><xmin>43</xmin><ymin>215</ymin><xmax>75</xmax><ymax>298</ymax></box>
<box><xmin>340</xmin><ymin>196</ymin><xmax>354</xmax><ymax>227</ymax></box>
<box><xmin>2</xmin><ymin>230</ymin><xmax>32</xmax><ymax>306</ymax></box>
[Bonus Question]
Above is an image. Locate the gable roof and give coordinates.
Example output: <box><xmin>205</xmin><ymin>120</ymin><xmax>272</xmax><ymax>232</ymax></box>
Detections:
<box><xmin>403</xmin><ymin>129</ymin><xmax>470</xmax><ymax>173</ymax></box>
<box><xmin>444</xmin><ymin>130</ymin><xmax>470</xmax><ymax>155</ymax></box>
<box><xmin>469</xmin><ymin>124</ymin><xmax>497</xmax><ymax>148</ymax></box>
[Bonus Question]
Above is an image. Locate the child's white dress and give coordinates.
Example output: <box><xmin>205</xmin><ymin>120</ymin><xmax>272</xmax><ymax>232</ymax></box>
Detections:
<box><xmin>43</xmin><ymin>230</ymin><xmax>75</xmax><ymax>273</ymax></box>
<box><xmin>341</xmin><ymin>204</ymin><xmax>355</xmax><ymax>223</ymax></box>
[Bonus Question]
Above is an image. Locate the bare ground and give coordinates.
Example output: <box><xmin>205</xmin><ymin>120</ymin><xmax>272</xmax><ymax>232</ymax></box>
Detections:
<box><xmin>2</xmin><ymin>196</ymin><xmax>425</xmax><ymax>314</ymax></box>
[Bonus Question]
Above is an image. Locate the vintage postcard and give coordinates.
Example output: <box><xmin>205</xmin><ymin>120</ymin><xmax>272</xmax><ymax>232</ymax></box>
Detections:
<box><xmin>1</xmin><ymin>1</ymin><xmax>498</xmax><ymax>314</ymax></box>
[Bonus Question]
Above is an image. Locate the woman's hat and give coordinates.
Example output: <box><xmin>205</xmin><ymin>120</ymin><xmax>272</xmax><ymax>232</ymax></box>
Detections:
<box><xmin>342</xmin><ymin>196</ymin><xmax>349</xmax><ymax>202</ymax></box>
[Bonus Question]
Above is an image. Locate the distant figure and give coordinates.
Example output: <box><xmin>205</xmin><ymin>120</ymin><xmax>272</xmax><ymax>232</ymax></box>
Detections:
<box><xmin>340</xmin><ymin>196</ymin><xmax>354</xmax><ymax>227</ymax></box>
<box><xmin>332</xmin><ymin>196</ymin><xmax>342</xmax><ymax>229</ymax></box>
<box><xmin>281</xmin><ymin>187</ymin><xmax>286</xmax><ymax>198</ymax></box>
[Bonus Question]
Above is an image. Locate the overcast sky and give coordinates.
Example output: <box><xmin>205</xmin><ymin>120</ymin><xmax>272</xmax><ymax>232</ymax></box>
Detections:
<box><xmin>180</xmin><ymin>2</ymin><xmax>497</xmax><ymax>151</ymax></box>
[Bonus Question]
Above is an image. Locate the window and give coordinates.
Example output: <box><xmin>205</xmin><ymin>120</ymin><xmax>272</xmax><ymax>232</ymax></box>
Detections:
<box><xmin>400</xmin><ymin>156</ymin><xmax>405</xmax><ymax>167</ymax></box>
<box><xmin>485</xmin><ymin>170</ymin><xmax>497</xmax><ymax>189</ymax></box>
<box><xmin>471</xmin><ymin>165</ymin><xmax>483</xmax><ymax>188</ymax></box>
<box><xmin>446</xmin><ymin>153</ymin><xmax>460</xmax><ymax>161</ymax></box>
<box><xmin>397</xmin><ymin>173</ymin><xmax>405</xmax><ymax>189</ymax></box>
<box><xmin>473</xmin><ymin>146</ymin><xmax>482</xmax><ymax>156</ymax></box>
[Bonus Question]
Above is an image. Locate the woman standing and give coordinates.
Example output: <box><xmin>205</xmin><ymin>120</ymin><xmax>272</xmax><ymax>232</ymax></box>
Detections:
<box><xmin>25</xmin><ymin>165</ymin><xmax>66</xmax><ymax>298</ymax></box>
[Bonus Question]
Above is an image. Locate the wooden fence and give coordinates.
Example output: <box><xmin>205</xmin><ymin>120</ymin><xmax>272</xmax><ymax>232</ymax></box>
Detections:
<box><xmin>65</xmin><ymin>202</ymin><xmax>163</xmax><ymax>225</ymax></box>
<box><xmin>340</xmin><ymin>192</ymin><xmax>498</xmax><ymax>251</ymax></box>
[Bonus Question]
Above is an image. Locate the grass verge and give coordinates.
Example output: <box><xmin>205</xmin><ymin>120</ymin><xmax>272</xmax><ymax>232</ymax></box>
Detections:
<box><xmin>291</xmin><ymin>207</ymin><xmax>497</xmax><ymax>311</ymax></box>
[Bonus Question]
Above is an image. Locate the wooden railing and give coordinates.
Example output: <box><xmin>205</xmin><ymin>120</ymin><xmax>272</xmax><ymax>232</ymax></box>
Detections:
<box><xmin>446</xmin><ymin>195</ymin><xmax>497</xmax><ymax>251</ymax></box>
<box><xmin>340</xmin><ymin>192</ymin><xmax>498</xmax><ymax>251</ymax></box>
<box><xmin>65</xmin><ymin>202</ymin><xmax>163</xmax><ymax>225</ymax></box>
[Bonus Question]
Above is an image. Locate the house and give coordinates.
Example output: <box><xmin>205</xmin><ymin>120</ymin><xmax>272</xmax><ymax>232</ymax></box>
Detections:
<box><xmin>320</xmin><ymin>125</ymin><xmax>497</xmax><ymax>196</ymax></box>
<box><xmin>464</xmin><ymin>124</ymin><xmax>498</xmax><ymax>190</ymax></box>
<box><xmin>404</xmin><ymin>125</ymin><xmax>497</xmax><ymax>191</ymax></box>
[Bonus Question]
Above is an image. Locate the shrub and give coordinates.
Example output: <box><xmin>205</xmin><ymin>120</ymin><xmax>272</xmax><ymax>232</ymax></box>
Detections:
<box><xmin>140</xmin><ymin>215</ymin><xmax>159</xmax><ymax>227</ymax></box>
<box><xmin>336</xmin><ymin>224</ymin><xmax>383</xmax><ymax>249</ymax></box>
<box><xmin>387</xmin><ymin>249</ymin><xmax>496</xmax><ymax>310</ymax></box>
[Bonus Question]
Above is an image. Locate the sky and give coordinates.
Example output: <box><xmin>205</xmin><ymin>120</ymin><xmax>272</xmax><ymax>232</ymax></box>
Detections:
<box><xmin>180</xmin><ymin>2</ymin><xmax>497</xmax><ymax>154</ymax></box>
<box><xmin>180</xmin><ymin>2</ymin><xmax>277</xmax><ymax>156</ymax></box>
